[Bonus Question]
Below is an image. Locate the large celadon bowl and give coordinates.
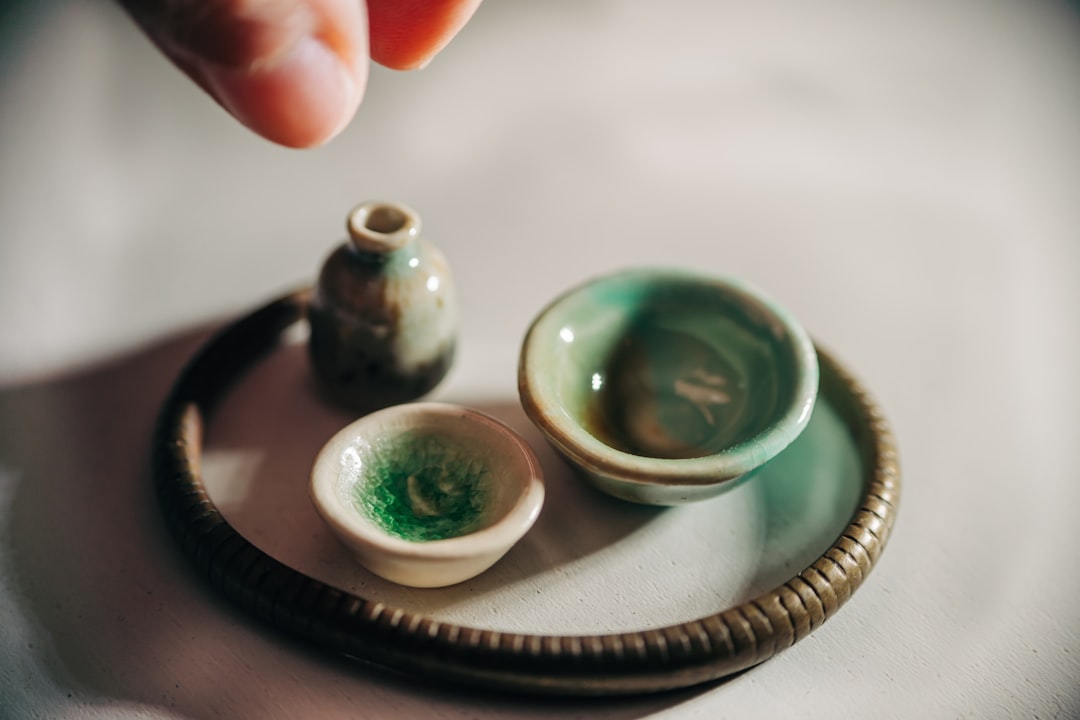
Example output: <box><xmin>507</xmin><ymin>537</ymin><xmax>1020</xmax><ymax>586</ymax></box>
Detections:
<box><xmin>518</xmin><ymin>268</ymin><xmax>819</xmax><ymax>505</ymax></box>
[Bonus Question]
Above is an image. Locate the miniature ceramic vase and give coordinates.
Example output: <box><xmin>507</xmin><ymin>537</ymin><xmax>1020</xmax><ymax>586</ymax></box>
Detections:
<box><xmin>308</xmin><ymin>201</ymin><xmax>457</xmax><ymax>411</ymax></box>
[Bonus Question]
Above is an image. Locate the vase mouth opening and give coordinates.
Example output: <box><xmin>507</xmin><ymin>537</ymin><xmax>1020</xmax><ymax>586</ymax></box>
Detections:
<box><xmin>347</xmin><ymin>201</ymin><xmax>420</xmax><ymax>253</ymax></box>
<box><xmin>365</xmin><ymin>204</ymin><xmax>409</xmax><ymax>234</ymax></box>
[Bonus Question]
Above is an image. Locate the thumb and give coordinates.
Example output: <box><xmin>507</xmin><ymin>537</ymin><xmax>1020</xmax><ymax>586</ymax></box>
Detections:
<box><xmin>121</xmin><ymin>0</ymin><xmax>368</xmax><ymax>148</ymax></box>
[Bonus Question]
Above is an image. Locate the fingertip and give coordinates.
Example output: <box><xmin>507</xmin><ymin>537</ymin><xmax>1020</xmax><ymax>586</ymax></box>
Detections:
<box><xmin>367</xmin><ymin>0</ymin><xmax>483</xmax><ymax>71</ymax></box>
<box><xmin>201</xmin><ymin>35</ymin><xmax>367</xmax><ymax>148</ymax></box>
<box><xmin>128</xmin><ymin>0</ymin><xmax>369</xmax><ymax>147</ymax></box>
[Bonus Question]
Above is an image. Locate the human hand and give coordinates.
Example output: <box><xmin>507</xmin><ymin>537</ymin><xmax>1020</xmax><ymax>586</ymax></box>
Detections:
<box><xmin>120</xmin><ymin>0</ymin><xmax>483</xmax><ymax>148</ymax></box>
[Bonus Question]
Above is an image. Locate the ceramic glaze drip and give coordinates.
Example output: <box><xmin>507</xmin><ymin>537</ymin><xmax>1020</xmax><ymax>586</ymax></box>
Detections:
<box><xmin>354</xmin><ymin>432</ymin><xmax>491</xmax><ymax>542</ymax></box>
<box><xmin>588</xmin><ymin>314</ymin><xmax>780</xmax><ymax>459</ymax></box>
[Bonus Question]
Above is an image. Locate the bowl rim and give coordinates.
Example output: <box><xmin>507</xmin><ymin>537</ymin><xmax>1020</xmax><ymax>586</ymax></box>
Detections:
<box><xmin>310</xmin><ymin>402</ymin><xmax>545</xmax><ymax>561</ymax></box>
<box><xmin>518</xmin><ymin>267</ymin><xmax>819</xmax><ymax>487</ymax></box>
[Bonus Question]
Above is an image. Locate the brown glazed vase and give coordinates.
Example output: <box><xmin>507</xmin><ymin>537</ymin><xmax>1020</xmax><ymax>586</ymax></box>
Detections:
<box><xmin>308</xmin><ymin>201</ymin><xmax>457</xmax><ymax>412</ymax></box>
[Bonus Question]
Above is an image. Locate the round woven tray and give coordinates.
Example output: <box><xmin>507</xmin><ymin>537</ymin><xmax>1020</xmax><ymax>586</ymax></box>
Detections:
<box><xmin>153</xmin><ymin>288</ymin><xmax>900</xmax><ymax>695</ymax></box>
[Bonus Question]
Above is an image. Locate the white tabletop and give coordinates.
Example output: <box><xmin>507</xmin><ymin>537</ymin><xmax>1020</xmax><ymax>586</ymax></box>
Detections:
<box><xmin>2</xmin><ymin>1</ymin><xmax>1078</xmax><ymax>717</ymax></box>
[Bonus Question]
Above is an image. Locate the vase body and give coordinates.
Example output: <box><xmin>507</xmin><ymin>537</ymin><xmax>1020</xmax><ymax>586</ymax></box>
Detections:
<box><xmin>308</xmin><ymin>201</ymin><xmax>457</xmax><ymax>412</ymax></box>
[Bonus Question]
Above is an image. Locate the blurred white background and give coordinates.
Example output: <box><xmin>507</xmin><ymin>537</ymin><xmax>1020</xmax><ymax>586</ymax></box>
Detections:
<box><xmin>1</xmin><ymin>0</ymin><xmax>1078</xmax><ymax>717</ymax></box>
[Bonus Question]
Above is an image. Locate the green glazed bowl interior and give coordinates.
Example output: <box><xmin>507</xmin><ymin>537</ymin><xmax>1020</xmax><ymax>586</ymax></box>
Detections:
<box><xmin>519</xmin><ymin>268</ymin><xmax>819</xmax><ymax>503</ymax></box>
<box><xmin>310</xmin><ymin>402</ymin><xmax>545</xmax><ymax>587</ymax></box>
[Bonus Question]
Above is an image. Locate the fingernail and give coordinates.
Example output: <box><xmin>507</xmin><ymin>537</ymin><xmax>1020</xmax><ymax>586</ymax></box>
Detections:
<box><xmin>198</xmin><ymin>35</ymin><xmax>362</xmax><ymax>148</ymax></box>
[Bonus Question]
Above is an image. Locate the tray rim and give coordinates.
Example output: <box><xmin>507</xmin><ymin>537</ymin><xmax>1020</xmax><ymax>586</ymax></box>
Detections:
<box><xmin>152</xmin><ymin>288</ymin><xmax>900</xmax><ymax>695</ymax></box>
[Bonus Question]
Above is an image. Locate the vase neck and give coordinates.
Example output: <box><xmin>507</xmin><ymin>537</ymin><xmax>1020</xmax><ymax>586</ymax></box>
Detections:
<box><xmin>347</xmin><ymin>201</ymin><xmax>421</xmax><ymax>255</ymax></box>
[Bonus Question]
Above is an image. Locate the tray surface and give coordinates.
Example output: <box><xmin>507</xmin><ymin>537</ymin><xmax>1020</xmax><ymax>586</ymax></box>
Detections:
<box><xmin>153</xmin><ymin>290</ymin><xmax>900</xmax><ymax>694</ymax></box>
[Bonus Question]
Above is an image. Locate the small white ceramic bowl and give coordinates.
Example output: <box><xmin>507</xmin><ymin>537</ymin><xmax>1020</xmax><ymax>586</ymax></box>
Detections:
<box><xmin>310</xmin><ymin>403</ymin><xmax>545</xmax><ymax>588</ymax></box>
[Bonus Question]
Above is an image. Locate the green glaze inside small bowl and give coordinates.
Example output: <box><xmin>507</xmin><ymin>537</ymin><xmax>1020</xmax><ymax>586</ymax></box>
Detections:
<box><xmin>519</xmin><ymin>268</ymin><xmax>818</xmax><ymax>504</ymax></box>
<box><xmin>350</xmin><ymin>430</ymin><xmax>496</xmax><ymax>543</ymax></box>
<box><xmin>311</xmin><ymin>403</ymin><xmax>545</xmax><ymax>587</ymax></box>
